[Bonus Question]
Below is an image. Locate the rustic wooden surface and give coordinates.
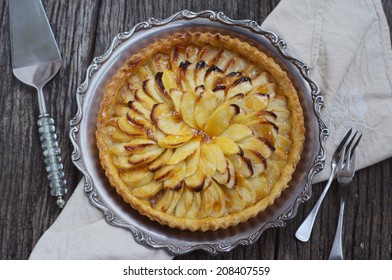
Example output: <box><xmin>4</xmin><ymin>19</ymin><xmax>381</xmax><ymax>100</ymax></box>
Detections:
<box><xmin>0</xmin><ymin>0</ymin><xmax>391</xmax><ymax>260</ymax></box>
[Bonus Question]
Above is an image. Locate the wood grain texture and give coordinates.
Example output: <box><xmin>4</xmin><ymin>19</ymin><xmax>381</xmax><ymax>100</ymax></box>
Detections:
<box><xmin>0</xmin><ymin>0</ymin><xmax>391</xmax><ymax>260</ymax></box>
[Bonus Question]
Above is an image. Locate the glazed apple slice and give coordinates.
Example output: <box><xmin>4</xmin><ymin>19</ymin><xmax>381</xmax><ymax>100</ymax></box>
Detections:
<box><xmin>142</xmin><ymin>79</ymin><xmax>165</xmax><ymax>103</ymax></box>
<box><xmin>157</xmin><ymin>134</ymin><xmax>193</xmax><ymax>149</ymax></box>
<box><xmin>166</xmin><ymin>137</ymin><xmax>200</xmax><ymax>165</ymax></box>
<box><xmin>174</xmin><ymin>187</ymin><xmax>194</xmax><ymax>218</ymax></box>
<box><xmin>213</xmin><ymin>158</ymin><xmax>237</xmax><ymax>189</ymax></box>
<box><xmin>105</xmin><ymin>125</ymin><xmax>133</xmax><ymax>142</ymax></box>
<box><xmin>243</xmin><ymin>149</ymin><xmax>266</xmax><ymax>177</ymax></box>
<box><xmin>180</xmin><ymin>91</ymin><xmax>198</xmax><ymax>128</ymax></box>
<box><xmin>228</xmin><ymin>152</ymin><xmax>253</xmax><ymax>178</ymax></box>
<box><xmin>169</xmin><ymin>89</ymin><xmax>183</xmax><ymax>114</ymax></box>
<box><xmin>247</xmin><ymin>174</ymin><xmax>271</xmax><ymax>200</ymax></box>
<box><xmin>111</xmin><ymin>156</ymin><xmax>134</xmax><ymax>170</ymax></box>
<box><xmin>123</xmin><ymin>138</ymin><xmax>157</xmax><ymax>154</ymax></box>
<box><xmin>203</xmin><ymin>143</ymin><xmax>227</xmax><ymax>173</ymax></box>
<box><xmin>219</xmin><ymin>123</ymin><xmax>254</xmax><ymax>142</ymax></box>
<box><xmin>194</xmin><ymin>89</ymin><xmax>220</xmax><ymax>130</ymax></box>
<box><xmin>239</xmin><ymin>136</ymin><xmax>276</xmax><ymax>159</ymax></box>
<box><xmin>199</xmin><ymin>181</ymin><xmax>226</xmax><ymax>218</ymax></box>
<box><xmin>151</xmin><ymin>103</ymin><xmax>193</xmax><ymax>136</ymax></box>
<box><xmin>148</xmin><ymin>148</ymin><xmax>174</xmax><ymax>172</ymax></box>
<box><xmin>184</xmin><ymin>146</ymin><xmax>200</xmax><ymax>177</ymax></box>
<box><xmin>128</xmin><ymin>147</ymin><xmax>165</xmax><ymax>165</ymax></box>
<box><xmin>212</xmin><ymin>136</ymin><xmax>242</xmax><ymax>156</ymax></box>
<box><xmin>134</xmin><ymin>89</ymin><xmax>157</xmax><ymax>111</ymax></box>
<box><xmin>154</xmin><ymin>189</ymin><xmax>182</xmax><ymax>214</ymax></box>
<box><xmin>117</xmin><ymin>115</ymin><xmax>145</xmax><ymax>136</ymax></box>
<box><xmin>120</xmin><ymin>167</ymin><xmax>154</xmax><ymax>187</ymax></box>
<box><xmin>236</xmin><ymin>177</ymin><xmax>257</xmax><ymax>207</ymax></box>
<box><xmin>204</xmin><ymin>104</ymin><xmax>240</xmax><ymax>136</ymax></box>
<box><xmin>184</xmin><ymin>160</ymin><xmax>206</xmax><ymax>191</ymax></box>
<box><xmin>184</xmin><ymin>191</ymin><xmax>201</xmax><ymax>219</ymax></box>
<box><xmin>132</xmin><ymin>180</ymin><xmax>163</xmax><ymax>199</ymax></box>
<box><xmin>163</xmin><ymin>162</ymin><xmax>186</xmax><ymax>190</ymax></box>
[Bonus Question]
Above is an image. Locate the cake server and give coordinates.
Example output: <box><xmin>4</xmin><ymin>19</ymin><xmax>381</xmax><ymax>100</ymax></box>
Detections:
<box><xmin>9</xmin><ymin>0</ymin><xmax>67</xmax><ymax>207</ymax></box>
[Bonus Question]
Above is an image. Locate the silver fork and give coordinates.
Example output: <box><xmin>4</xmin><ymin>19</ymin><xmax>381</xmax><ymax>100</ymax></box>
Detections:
<box><xmin>329</xmin><ymin>132</ymin><xmax>362</xmax><ymax>260</ymax></box>
<box><xmin>295</xmin><ymin>129</ymin><xmax>353</xmax><ymax>242</ymax></box>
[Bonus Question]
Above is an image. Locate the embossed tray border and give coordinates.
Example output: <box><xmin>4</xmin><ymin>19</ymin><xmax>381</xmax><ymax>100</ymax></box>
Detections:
<box><xmin>69</xmin><ymin>10</ymin><xmax>328</xmax><ymax>255</ymax></box>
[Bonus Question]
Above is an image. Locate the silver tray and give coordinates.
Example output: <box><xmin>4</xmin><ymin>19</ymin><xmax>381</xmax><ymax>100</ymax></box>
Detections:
<box><xmin>69</xmin><ymin>10</ymin><xmax>328</xmax><ymax>256</ymax></box>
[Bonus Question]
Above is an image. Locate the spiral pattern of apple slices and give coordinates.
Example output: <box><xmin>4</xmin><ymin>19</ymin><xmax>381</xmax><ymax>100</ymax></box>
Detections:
<box><xmin>97</xmin><ymin>32</ymin><xmax>305</xmax><ymax>231</ymax></box>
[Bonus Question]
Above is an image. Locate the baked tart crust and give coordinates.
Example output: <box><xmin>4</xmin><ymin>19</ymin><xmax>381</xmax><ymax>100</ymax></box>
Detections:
<box><xmin>96</xmin><ymin>32</ymin><xmax>305</xmax><ymax>231</ymax></box>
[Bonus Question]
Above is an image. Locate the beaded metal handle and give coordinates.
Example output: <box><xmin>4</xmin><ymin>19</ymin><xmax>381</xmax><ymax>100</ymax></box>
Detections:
<box><xmin>37</xmin><ymin>114</ymin><xmax>67</xmax><ymax>208</ymax></box>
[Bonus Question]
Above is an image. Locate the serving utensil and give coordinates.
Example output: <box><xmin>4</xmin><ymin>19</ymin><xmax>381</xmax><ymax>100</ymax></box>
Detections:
<box><xmin>329</xmin><ymin>132</ymin><xmax>362</xmax><ymax>260</ymax></box>
<box><xmin>295</xmin><ymin>129</ymin><xmax>353</xmax><ymax>242</ymax></box>
<box><xmin>9</xmin><ymin>0</ymin><xmax>67</xmax><ymax>207</ymax></box>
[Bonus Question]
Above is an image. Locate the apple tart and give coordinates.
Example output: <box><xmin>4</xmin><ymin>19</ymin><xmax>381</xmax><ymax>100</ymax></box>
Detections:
<box><xmin>96</xmin><ymin>32</ymin><xmax>305</xmax><ymax>231</ymax></box>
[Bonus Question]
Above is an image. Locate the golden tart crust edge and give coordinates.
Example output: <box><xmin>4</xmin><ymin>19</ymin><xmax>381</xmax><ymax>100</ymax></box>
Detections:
<box><xmin>96</xmin><ymin>32</ymin><xmax>305</xmax><ymax>232</ymax></box>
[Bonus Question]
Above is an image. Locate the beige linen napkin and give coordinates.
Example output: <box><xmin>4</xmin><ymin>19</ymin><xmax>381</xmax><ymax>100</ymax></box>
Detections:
<box><xmin>262</xmin><ymin>0</ymin><xmax>392</xmax><ymax>183</ymax></box>
<box><xmin>30</xmin><ymin>0</ymin><xmax>392</xmax><ymax>259</ymax></box>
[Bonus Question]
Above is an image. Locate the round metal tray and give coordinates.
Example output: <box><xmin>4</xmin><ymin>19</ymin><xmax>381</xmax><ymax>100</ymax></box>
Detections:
<box><xmin>69</xmin><ymin>10</ymin><xmax>328</xmax><ymax>256</ymax></box>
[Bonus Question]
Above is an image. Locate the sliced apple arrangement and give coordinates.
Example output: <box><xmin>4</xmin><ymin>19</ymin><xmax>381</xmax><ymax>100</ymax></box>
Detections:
<box><xmin>97</xmin><ymin>32</ymin><xmax>305</xmax><ymax>231</ymax></box>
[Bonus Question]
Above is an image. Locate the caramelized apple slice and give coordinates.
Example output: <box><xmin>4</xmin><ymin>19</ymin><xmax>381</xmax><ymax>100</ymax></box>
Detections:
<box><xmin>128</xmin><ymin>147</ymin><xmax>165</xmax><ymax>164</ymax></box>
<box><xmin>151</xmin><ymin>103</ymin><xmax>193</xmax><ymax>136</ymax></box>
<box><xmin>117</xmin><ymin>115</ymin><xmax>144</xmax><ymax>136</ymax></box>
<box><xmin>134</xmin><ymin>89</ymin><xmax>157</xmax><ymax>111</ymax></box>
<box><xmin>243</xmin><ymin>149</ymin><xmax>266</xmax><ymax>177</ymax></box>
<box><xmin>105</xmin><ymin>125</ymin><xmax>133</xmax><ymax>142</ymax></box>
<box><xmin>112</xmin><ymin>156</ymin><xmax>134</xmax><ymax>169</ymax></box>
<box><xmin>163</xmin><ymin>162</ymin><xmax>186</xmax><ymax>190</ymax></box>
<box><xmin>154</xmin><ymin>164</ymin><xmax>177</xmax><ymax>182</ymax></box>
<box><xmin>184</xmin><ymin>161</ymin><xmax>205</xmax><ymax>190</ymax></box>
<box><xmin>204</xmin><ymin>143</ymin><xmax>227</xmax><ymax>173</ymax></box>
<box><xmin>174</xmin><ymin>187</ymin><xmax>194</xmax><ymax>218</ymax></box>
<box><xmin>228</xmin><ymin>153</ymin><xmax>253</xmax><ymax>178</ymax></box>
<box><xmin>185</xmin><ymin>191</ymin><xmax>201</xmax><ymax>219</ymax></box>
<box><xmin>239</xmin><ymin>136</ymin><xmax>275</xmax><ymax>159</ymax></box>
<box><xmin>166</xmin><ymin>137</ymin><xmax>200</xmax><ymax>165</ymax></box>
<box><xmin>132</xmin><ymin>180</ymin><xmax>163</xmax><ymax>199</ymax></box>
<box><xmin>204</xmin><ymin>65</ymin><xmax>224</xmax><ymax>91</ymax></box>
<box><xmin>157</xmin><ymin>134</ymin><xmax>193</xmax><ymax>149</ymax></box>
<box><xmin>194</xmin><ymin>89</ymin><xmax>220</xmax><ymax>130</ymax></box>
<box><xmin>204</xmin><ymin>104</ymin><xmax>240</xmax><ymax>136</ymax></box>
<box><xmin>123</xmin><ymin>138</ymin><xmax>157</xmax><ymax>154</ymax></box>
<box><xmin>225</xmin><ymin>186</ymin><xmax>246</xmax><ymax>214</ymax></box>
<box><xmin>236</xmin><ymin>177</ymin><xmax>257</xmax><ymax>207</ymax></box>
<box><xmin>180</xmin><ymin>91</ymin><xmax>198</xmax><ymax>128</ymax></box>
<box><xmin>169</xmin><ymin>89</ymin><xmax>183</xmax><ymax>113</ymax></box>
<box><xmin>120</xmin><ymin>167</ymin><xmax>154</xmax><ymax>187</ymax></box>
<box><xmin>199</xmin><ymin>181</ymin><xmax>225</xmax><ymax>218</ymax></box>
<box><xmin>148</xmin><ymin>148</ymin><xmax>174</xmax><ymax>172</ymax></box>
<box><xmin>184</xmin><ymin>146</ymin><xmax>200</xmax><ymax>177</ymax></box>
<box><xmin>161</xmin><ymin>69</ymin><xmax>179</xmax><ymax>91</ymax></box>
<box><xmin>212</xmin><ymin>136</ymin><xmax>242</xmax><ymax>156</ymax></box>
<box><xmin>142</xmin><ymin>79</ymin><xmax>165</xmax><ymax>103</ymax></box>
<box><xmin>220</xmin><ymin>123</ymin><xmax>254</xmax><ymax>142</ymax></box>
<box><xmin>214</xmin><ymin>158</ymin><xmax>237</xmax><ymax>189</ymax></box>
<box><xmin>178</xmin><ymin>60</ymin><xmax>196</xmax><ymax>92</ymax></box>
<box><xmin>226</xmin><ymin>77</ymin><xmax>254</xmax><ymax>100</ymax></box>
<box><xmin>247</xmin><ymin>173</ymin><xmax>271</xmax><ymax>200</ymax></box>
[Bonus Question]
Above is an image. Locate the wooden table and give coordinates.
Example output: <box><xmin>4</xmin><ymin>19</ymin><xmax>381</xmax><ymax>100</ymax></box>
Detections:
<box><xmin>1</xmin><ymin>0</ymin><xmax>391</xmax><ymax>260</ymax></box>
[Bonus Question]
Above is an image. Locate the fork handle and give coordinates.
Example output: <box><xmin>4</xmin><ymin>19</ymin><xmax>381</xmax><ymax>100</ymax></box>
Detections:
<box><xmin>329</xmin><ymin>199</ymin><xmax>345</xmax><ymax>260</ymax></box>
<box><xmin>295</xmin><ymin>169</ymin><xmax>336</xmax><ymax>242</ymax></box>
<box><xmin>37</xmin><ymin>114</ymin><xmax>67</xmax><ymax>208</ymax></box>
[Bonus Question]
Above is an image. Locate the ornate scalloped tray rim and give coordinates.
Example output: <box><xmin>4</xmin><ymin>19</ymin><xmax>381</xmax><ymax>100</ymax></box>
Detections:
<box><xmin>69</xmin><ymin>10</ymin><xmax>328</xmax><ymax>256</ymax></box>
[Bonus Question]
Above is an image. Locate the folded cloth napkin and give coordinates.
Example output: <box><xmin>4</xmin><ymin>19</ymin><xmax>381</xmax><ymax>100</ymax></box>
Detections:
<box><xmin>262</xmin><ymin>0</ymin><xmax>392</xmax><ymax>183</ymax></box>
<box><xmin>30</xmin><ymin>0</ymin><xmax>392</xmax><ymax>259</ymax></box>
